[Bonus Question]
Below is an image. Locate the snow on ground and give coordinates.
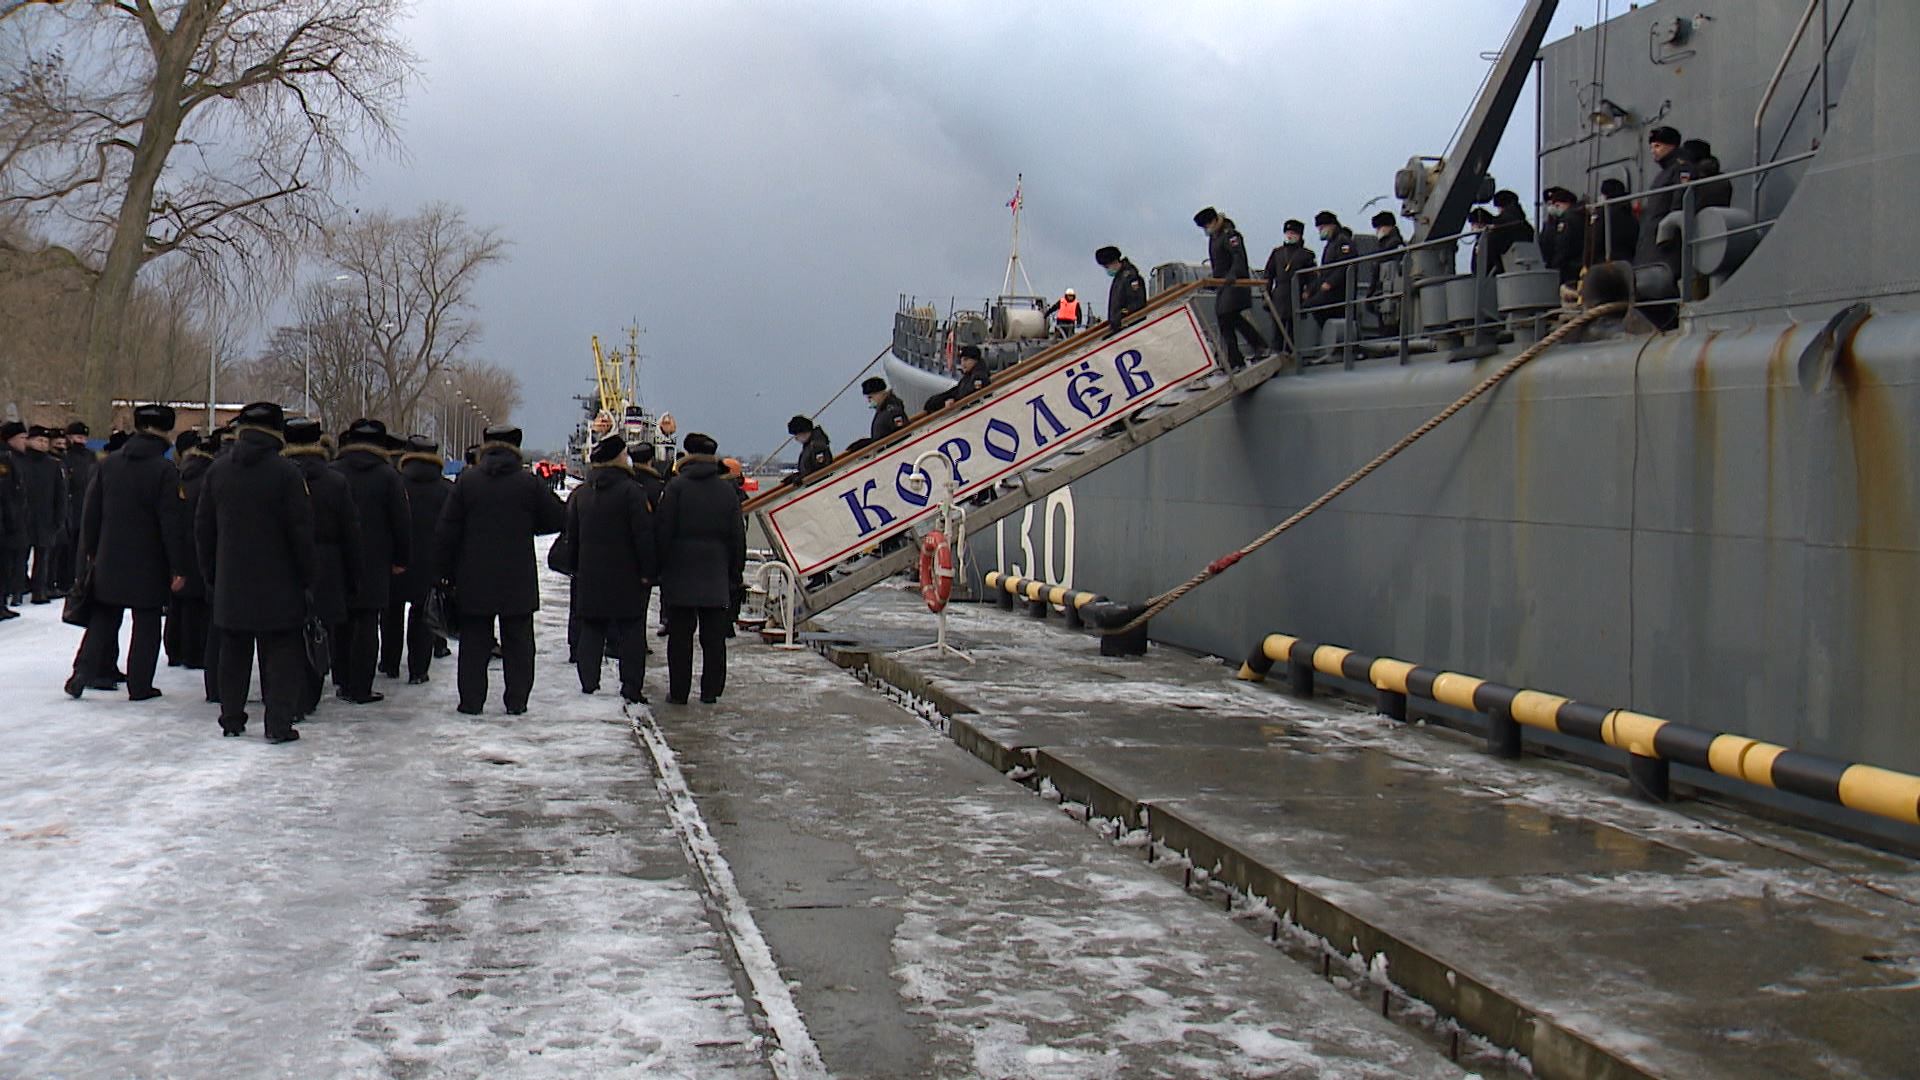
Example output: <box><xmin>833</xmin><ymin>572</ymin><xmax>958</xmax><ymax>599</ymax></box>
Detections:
<box><xmin>661</xmin><ymin>646</ymin><xmax>1468</xmax><ymax>1079</ymax></box>
<box><xmin>0</xmin><ymin>555</ymin><xmax>766</xmax><ymax>1079</ymax></box>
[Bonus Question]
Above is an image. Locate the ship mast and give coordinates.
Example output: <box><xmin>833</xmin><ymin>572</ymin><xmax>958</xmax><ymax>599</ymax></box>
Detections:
<box><xmin>1000</xmin><ymin>173</ymin><xmax>1036</xmax><ymax>297</ymax></box>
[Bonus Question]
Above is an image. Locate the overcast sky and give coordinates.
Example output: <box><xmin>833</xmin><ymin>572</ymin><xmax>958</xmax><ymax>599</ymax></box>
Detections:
<box><xmin>344</xmin><ymin>1</ymin><xmax>1589</xmax><ymax>457</ymax></box>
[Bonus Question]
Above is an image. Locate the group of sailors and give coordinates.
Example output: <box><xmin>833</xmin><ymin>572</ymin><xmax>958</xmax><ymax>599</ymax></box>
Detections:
<box><xmin>32</xmin><ymin>399</ymin><xmax>748</xmax><ymax>744</ymax></box>
<box><xmin>0</xmin><ymin>420</ymin><xmax>101</xmax><ymax>620</ymax></box>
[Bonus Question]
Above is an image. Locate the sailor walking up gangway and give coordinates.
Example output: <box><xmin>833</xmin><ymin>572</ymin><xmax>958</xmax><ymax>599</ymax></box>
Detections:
<box><xmin>743</xmin><ymin>280</ymin><xmax>1284</xmax><ymax>621</ymax></box>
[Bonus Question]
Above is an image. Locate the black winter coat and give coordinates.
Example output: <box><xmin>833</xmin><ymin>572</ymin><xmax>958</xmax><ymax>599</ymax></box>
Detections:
<box><xmin>1207</xmin><ymin>221</ymin><xmax>1253</xmax><ymax>314</ymax></box>
<box><xmin>557</xmin><ymin>464</ymin><xmax>656</xmax><ymax>620</ymax></box>
<box><xmin>0</xmin><ymin>448</ymin><xmax>24</xmax><ymax>551</ymax></box>
<box><xmin>1684</xmin><ymin>154</ymin><xmax>1733</xmax><ymax>209</ymax></box>
<box><xmin>174</xmin><ymin>449</ymin><xmax>214</xmax><ymax>599</ymax></box>
<box><xmin>1593</xmin><ymin>200</ymin><xmax>1639</xmax><ymax>264</ymax></box>
<box><xmin>332</xmin><ymin>447</ymin><xmax>410</xmax><ymax>610</ymax></box>
<box><xmin>793</xmin><ymin>429</ymin><xmax>833</xmax><ymax>483</ymax></box>
<box><xmin>1105</xmin><ymin>259</ymin><xmax>1148</xmax><ymax>337</ymax></box>
<box><xmin>870</xmin><ymin>393</ymin><xmax>909</xmax><ymax>444</ymax></box>
<box><xmin>434</xmin><ymin>442</ymin><xmax>566</xmax><ymax>617</ymax></box>
<box><xmin>655</xmin><ymin>456</ymin><xmax>746</xmax><ymax>610</ymax></box>
<box><xmin>287</xmin><ymin>446</ymin><xmax>363</xmax><ymax>625</ymax></box>
<box><xmin>1638</xmin><ymin>155</ymin><xmax>1687</xmax><ymax>262</ymax></box>
<box><xmin>80</xmin><ymin>431</ymin><xmax>191</xmax><ymax>611</ymax></box>
<box><xmin>634</xmin><ymin>463</ymin><xmax>667</xmax><ymax>511</ymax></box>
<box><xmin>1487</xmin><ymin>206</ymin><xmax>1536</xmax><ymax>274</ymax></box>
<box><xmin>18</xmin><ymin>448</ymin><xmax>64</xmax><ymax>545</ymax></box>
<box><xmin>395</xmin><ymin>453</ymin><xmax>452</xmax><ymax>604</ymax></box>
<box><xmin>1264</xmin><ymin>243</ymin><xmax>1317</xmax><ymax>311</ymax></box>
<box><xmin>1312</xmin><ymin>230</ymin><xmax>1361</xmax><ymax>306</ymax></box>
<box><xmin>197</xmin><ymin>428</ymin><xmax>316</xmax><ymax>633</ymax></box>
<box><xmin>64</xmin><ymin>444</ymin><xmax>97</xmax><ymax>535</ymax></box>
<box><xmin>1538</xmin><ymin>207</ymin><xmax>1588</xmax><ymax>285</ymax></box>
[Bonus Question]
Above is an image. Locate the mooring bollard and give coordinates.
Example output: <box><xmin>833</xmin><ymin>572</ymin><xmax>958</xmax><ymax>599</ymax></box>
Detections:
<box><xmin>1485</xmin><ymin>703</ymin><xmax>1522</xmax><ymax>759</ymax></box>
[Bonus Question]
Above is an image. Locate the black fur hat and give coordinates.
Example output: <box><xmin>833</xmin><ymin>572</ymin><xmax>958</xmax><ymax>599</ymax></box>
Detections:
<box><xmin>285</xmin><ymin>418</ymin><xmax>323</xmax><ymax>446</ymax></box>
<box><xmin>633</xmin><ymin>442</ymin><xmax>656</xmax><ymax>464</ymax></box>
<box><xmin>860</xmin><ymin>377</ymin><xmax>887</xmax><ymax>396</ymax></box>
<box><xmin>1094</xmin><ymin>245</ymin><xmax>1123</xmax><ymax>265</ymax></box>
<box><xmin>0</xmin><ymin>421</ymin><xmax>23</xmax><ymax>441</ymax></box>
<box><xmin>1313</xmin><ymin>210</ymin><xmax>1339</xmax><ymax>227</ymax></box>
<box><xmin>65</xmin><ymin>420</ymin><xmax>90</xmax><ymax>437</ymax></box>
<box><xmin>787</xmin><ymin>415</ymin><xmax>814</xmax><ymax>435</ymax></box>
<box><xmin>683</xmin><ymin>432</ymin><xmax>718</xmax><ymax>456</ymax></box>
<box><xmin>173</xmin><ymin>430</ymin><xmax>203</xmax><ymax>456</ymax></box>
<box><xmin>237</xmin><ymin>401</ymin><xmax>285</xmax><ymax>432</ymax></box>
<box><xmin>1371</xmin><ymin>210</ymin><xmax>1397</xmax><ymax>229</ymax></box>
<box><xmin>482</xmin><ymin>424</ymin><xmax>522</xmax><ymax>447</ymax></box>
<box><xmin>1192</xmin><ymin>206</ymin><xmax>1218</xmax><ymax>228</ymax></box>
<box><xmin>405</xmin><ymin>434</ymin><xmax>439</xmax><ymax>456</ymax></box>
<box><xmin>339</xmin><ymin>417</ymin><xmax>389</xmax><ymax>448</ymax></box>
<box><xmin>132</xmin><ymin>403</ymin><xmax>176</xmax><ymax>432</ymax></box>
<box><xmin>1284</xmin><ymin>219</ymin><xmax>1306</xmax><ymax>234</ymax></box>
<box><xmin>590</xmin><ymin>436</ymin><xmax>626</xmax><ymax>464</ymax></box>
<box><xmin>958</xmin><ymin>344</ymin><xmax>982</xmax><ymax>362</ymax></box>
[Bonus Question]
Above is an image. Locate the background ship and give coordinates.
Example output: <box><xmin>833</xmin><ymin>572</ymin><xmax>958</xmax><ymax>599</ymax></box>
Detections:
<box><xmin>880</xmin><ymin>0</ymin><xmax>1920</xmax><ymax>792</ymax></box>
<box><xmin>567</xmin><ymin>324</ymin><xmax>674</xmax><ymax>476</ymax></box>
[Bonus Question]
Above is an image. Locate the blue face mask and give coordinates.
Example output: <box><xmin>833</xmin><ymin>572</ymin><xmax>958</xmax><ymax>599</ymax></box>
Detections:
<box><xmin>1106</xmin><ymin>267</ymin><xmax>1118</xmax><ymax>278</ymax></box>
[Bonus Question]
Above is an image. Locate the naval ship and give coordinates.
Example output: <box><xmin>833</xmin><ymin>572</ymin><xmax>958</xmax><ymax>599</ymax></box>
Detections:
<box><xmin>869</xmin><ymin>0</ymin><xmax>1919</xmax><ymax>783</ymax></box>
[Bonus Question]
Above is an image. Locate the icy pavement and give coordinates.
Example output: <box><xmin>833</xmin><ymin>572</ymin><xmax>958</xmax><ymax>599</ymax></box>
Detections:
<box><xmin>815</xmin><ymin>589</ymin><xmax>1920</xmax><ymax>1080</ymax></box>
<box><xmin>0</xmin><ymin>583</ymin><xmax>765</xmax><ymax>1077</ymax></box>
<box><xmin>648</xmin><ymin>643</ymin><xmax>1465</xmax><ymax>1078</ymax></box>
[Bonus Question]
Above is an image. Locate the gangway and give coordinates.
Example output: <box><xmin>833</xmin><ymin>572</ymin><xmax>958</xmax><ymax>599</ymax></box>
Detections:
<box><xmin>742</xmin><ymin>282</ymin><xmax>1283</xmax><ymax>621</ymax></box>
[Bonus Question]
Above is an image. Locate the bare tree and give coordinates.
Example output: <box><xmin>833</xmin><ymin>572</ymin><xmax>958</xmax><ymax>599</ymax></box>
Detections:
<box><xmin>424</xmin><ymin>359</ymin><xmax>521</xmax><ymax>454</ymax></box>
<box><xmin>324</xmin><ymin>203</ymin><xmax>507</xmax><ymax>430</ymax></box>
<box><xmin>0</xmin><ymin>0</ymin><xmax>415</xmax><ymax>427</ymax></box>
<box><xmin>241</xmin><ymin>277</ymin><xmax>363</xmax><ymax>426</ymax></box>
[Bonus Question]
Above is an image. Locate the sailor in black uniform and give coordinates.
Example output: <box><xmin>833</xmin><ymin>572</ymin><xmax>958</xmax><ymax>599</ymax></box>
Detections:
<box><xmin>64</xmin><ymin>404</ymin><xmax>191</xmax><ymax>701</ymax></box>
<box><xmin>435</xmin><ymin>424</ymin><xmax>566</xmax><ymax>715</ymax></box>
<box><xmin>1194</xmin><ymin>207</ymin><xmax>1268</xmax><ymax>369</ymax></box>
<box><xmin>197</xmin><ymin>402</ymin><xmax>315</xmax><ymax>743</ymax></box>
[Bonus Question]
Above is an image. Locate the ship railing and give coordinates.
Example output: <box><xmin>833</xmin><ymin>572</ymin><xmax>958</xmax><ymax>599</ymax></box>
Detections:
<box><xmin>1288</xmin><ymin>148</ymin><xmax>1822</xmax><ymax>371</ymax></box>
<box><xmin>1587</xmin><ymin>148</ymin><xmax>1819</xmax><ymax>301</ymax></box>
<box><xmin>1287</xmin><ymin>229</ymin><xmax>1495</xmax><ymax>371</ymax></box>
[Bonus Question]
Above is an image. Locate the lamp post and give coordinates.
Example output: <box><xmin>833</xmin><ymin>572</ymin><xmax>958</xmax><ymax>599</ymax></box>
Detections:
<box><xmin>207</xmin><ymin>292</ymin><xmax>220</xmax><ymax>431</ymax></box>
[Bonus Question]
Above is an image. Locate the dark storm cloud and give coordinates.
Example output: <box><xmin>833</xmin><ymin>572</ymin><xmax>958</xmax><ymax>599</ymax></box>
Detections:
<box><xmin>349</xmin><ymin>1</ymin><xmax>1583</xmax><ymax>456</ymax></box>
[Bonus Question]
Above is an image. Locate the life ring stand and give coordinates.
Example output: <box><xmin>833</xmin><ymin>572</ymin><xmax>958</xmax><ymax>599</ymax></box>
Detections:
<box><xmin>920</xmin><ymin>530</ymin><xmax>955</xmax><ymax>613</ymax></box>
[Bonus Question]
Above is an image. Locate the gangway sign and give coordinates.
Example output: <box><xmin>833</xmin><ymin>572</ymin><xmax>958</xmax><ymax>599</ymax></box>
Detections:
<box><xmin>763</xmin><ymin>305</ymin><xmax>1215</xmax><ymax>575</ymax></box>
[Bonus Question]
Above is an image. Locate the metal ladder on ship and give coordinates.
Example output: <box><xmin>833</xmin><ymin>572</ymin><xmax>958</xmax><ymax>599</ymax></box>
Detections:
<box><xmin>741</xmin><ymin>281</ymin><xmax>1283</xmax><ymax>624</ymax></box>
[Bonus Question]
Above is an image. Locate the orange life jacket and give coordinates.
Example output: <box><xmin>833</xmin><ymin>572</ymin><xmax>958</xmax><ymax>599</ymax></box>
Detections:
<box><xmin>1056</xmin><ymin>297</ymin><xmax>1079</xmax><ymax>322</ymax></box>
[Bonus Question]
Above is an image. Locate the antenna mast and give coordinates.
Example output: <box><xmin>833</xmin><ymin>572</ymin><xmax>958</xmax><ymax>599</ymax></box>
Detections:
<box><xmin>1001</xmin><ymin>173</ymin><xmax>1036</xmax><ymax>297</ymax></box>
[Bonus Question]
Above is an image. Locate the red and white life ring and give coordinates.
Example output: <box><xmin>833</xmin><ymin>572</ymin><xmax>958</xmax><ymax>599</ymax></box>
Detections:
<box><xmin>920</xmin><ymin>530</ymin><xmax>955</xmax><ymax>613</ymax></box>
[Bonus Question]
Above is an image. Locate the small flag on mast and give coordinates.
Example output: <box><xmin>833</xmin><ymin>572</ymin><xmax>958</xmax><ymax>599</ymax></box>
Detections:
<box><xmin>1007</xmin><ymin>175</ymin><xmax>1022</xmax><ymax>215</ymax></box>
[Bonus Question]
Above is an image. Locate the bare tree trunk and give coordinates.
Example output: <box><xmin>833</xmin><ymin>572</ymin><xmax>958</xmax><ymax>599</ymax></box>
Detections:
<box><xmin>75</xmin><ymin>7</ymin><xmax>205</xmax><ymax>429</ymax></box>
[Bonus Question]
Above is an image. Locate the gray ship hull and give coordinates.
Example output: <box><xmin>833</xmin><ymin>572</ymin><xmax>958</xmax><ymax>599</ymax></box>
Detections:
<box><xmin>963</xmin><ymin>311</ymin><xmax>1920</xmax><ymax>776</ymax></box>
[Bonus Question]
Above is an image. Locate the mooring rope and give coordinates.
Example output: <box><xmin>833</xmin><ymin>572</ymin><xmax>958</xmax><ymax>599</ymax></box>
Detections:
<box><xmin>1102</xmin><ymin>302</ymin><xmax>1628</xmax><ymax>636</ymax></box>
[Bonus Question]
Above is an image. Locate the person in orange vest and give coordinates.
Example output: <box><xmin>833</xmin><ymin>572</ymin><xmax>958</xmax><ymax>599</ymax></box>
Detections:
<box><xmin>1044</xmin><ymin>288</ymin><xmax>1082</xmax><ymax>338</ymax></box>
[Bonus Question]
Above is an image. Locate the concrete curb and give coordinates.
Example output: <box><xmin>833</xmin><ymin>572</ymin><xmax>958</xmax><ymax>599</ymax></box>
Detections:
<box><xmin>823</xmin><ymin>643</ymin><xmax>1662</xmax><ymax>1080</ymax></box>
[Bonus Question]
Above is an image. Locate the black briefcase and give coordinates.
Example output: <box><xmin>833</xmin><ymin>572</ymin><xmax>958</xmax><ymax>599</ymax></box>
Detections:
<box><xmin>425</xmin><ymin>584</ymin><xmax>459</xmax><ymax>641</ymax></box>
<box><xmin>302</xmin><ymin>614</ymin><xmax>331</xmax><ymax>676</ymax></box>
<box><xmin>61</xmin><ymin>563</ymin><xmax>95</xmax><ymax>628</ymax></box>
